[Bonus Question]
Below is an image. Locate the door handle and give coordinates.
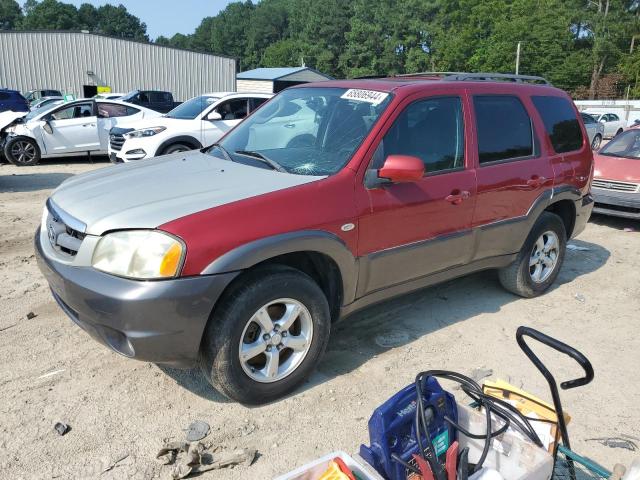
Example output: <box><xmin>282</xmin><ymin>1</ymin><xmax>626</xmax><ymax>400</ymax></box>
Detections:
<box><xmin>527</xmin><ymin>176</ymin><xmax>547</xmax><ymax>188</ymax></box>
<box><xmin>445</xmin><ymin>190</ymin><xmax>471</xmax><ymax>205</ymax></box>
<box><xmin>82</xmin><ymin>124</ymin><xmax>95</xmax><ymax>127</ymax></box>
<box><xmin>284</xmin><ymin>123</ymin><xmax>295</xmax><ymax>128</ymax></box>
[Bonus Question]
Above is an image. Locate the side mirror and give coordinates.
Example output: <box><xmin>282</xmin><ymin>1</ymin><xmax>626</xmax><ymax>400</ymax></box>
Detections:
<box><xmin>378</xmin><ymin>155</ymin><xmax>425</xmax><ymax>183</ymax></box>
<box><xmin>207</xmin><ymin>111</ymin><xmax>222</xmax><ymax>121</ymax></box>
<box><xmin>43</xmin><ymin>120</ymin><xmax>53</xmax><ymax>134</ymax></box>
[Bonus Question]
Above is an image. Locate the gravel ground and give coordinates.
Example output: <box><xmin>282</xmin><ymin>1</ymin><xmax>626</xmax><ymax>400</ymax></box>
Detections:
<box><xmin>1</xmin><ymin>158</ymin><xmax>639</xmax><ymax>479</ymax></box>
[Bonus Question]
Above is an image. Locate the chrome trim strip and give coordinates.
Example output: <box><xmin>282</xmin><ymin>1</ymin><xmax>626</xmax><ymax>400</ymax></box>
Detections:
<box><xmin>46</xmin><ymin>198</ymin><xmax>87</xmax><ymax>234</ymax></box>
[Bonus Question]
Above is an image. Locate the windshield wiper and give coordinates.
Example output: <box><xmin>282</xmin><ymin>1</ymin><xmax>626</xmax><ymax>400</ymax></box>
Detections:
<box><xmin>208</xmin><ymin>143</ymin><xmax>232</xmax><ymax>161</ymax></box>
<box><xmin>234</xmin><ymin>150</ymin><xmax>288</xmax><ymax>173</ymax></box>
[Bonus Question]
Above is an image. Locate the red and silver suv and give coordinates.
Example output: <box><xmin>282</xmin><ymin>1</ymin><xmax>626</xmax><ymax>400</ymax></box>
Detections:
<box><xmin>36</xmin><ymin>73</ymin><xmax>594</xmax><ymax>404</ymax></box>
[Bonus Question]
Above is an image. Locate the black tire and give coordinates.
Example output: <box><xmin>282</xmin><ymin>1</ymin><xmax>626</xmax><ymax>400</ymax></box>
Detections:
<box><xmin>162</xmin><ymin>143</ymin><xmax>192</xmax><ymax>155</ymax></box>
<box><xmin>4</xmin><ymin>136</ymin><xmax>41</xmax><ymax>166</ymax></box>
<box><xmin>616</xmin><ymin>128</ymin><xmax>624</xmax><ymax>136</ymax></box>
<box><xmin>199</xmin><ymin>265</ymin><xmax>331</xmax><ymax>404</ymax></box>
<box><xmin>591</xmin><ymin>134</ymin><xmax>602</xmax><ymax>150</ymax></box>
<box><xmin>498</xmin><ymin>212</ymin><xmax>567</xmax><ymax>298</ymax></box>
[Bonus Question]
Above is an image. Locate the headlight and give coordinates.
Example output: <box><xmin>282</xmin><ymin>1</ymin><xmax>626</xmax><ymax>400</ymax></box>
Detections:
<box><xmin>125</xmin><ymin>126</ymin><xmax>166</xmax><ymax>138</ymax></box>
<box><xmin>92</xmin><ymin>230</ymin><xmax>185</xmax><ymax>279</ymax></box>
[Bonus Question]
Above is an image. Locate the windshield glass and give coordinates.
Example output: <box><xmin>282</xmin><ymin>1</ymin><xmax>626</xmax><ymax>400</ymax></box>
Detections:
<box><xmin>166</xmin><ymin>96</ymin><xmax>219</xmax><ymax>119</ymax></box>
<box><xmin>211</xmin><ymin>87</ymin><xmax>392</xmax><ymax>176</ymax></box>
<box><xmin>599</xmin><ymin>129</ymin><xmax>640</xmax><ymax>159</ymax></box>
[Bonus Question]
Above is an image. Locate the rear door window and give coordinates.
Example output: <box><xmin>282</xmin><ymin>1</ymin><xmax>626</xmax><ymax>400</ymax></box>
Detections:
<box><xmin>98</xmin><ymin>103</ymin><xmax>129</xmax><ymax>118</ymax></box>
<box><xmin>474</xmin><ymin>95</ymin><xmax>533</xmax><ymax>164</ymax></box>
<box><xmin>532</xmin><ymin>96</ymin><xmax>583</xmax><ymax>153</ymax></box>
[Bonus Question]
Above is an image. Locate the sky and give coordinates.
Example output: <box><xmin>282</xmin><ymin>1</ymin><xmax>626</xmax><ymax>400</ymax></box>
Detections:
<box><xmin>65</xmin><ymin>0</ymin><xmax>235</xmax><ymax>40</ymax></box>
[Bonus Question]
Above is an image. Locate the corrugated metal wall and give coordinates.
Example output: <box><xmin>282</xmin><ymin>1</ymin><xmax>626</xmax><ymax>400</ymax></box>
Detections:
<box><xmin>0</xmin><ymin>31</ymin><xmax>236</xmax><ymax>101</ymax></box>
<box><xmin>237</xmin><ymin>79</ymin><xmax>274</xmax><ymax>94</ymax></box>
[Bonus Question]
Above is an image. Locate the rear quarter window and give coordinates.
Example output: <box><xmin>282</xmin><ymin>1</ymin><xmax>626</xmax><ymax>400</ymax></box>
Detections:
<box><xmin>0</xmin><ymin>92</ymin><xmax>10</xmax><ymax>100</ymax></box>
<box><xmin>532</xmin><ymin>96</ymin><xmax>583</xmax><ymax>153</ymax></box>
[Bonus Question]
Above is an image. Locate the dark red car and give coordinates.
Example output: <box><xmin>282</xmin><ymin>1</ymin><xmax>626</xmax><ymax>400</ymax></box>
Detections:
<box><xmin>36</xmin><ymin>73</ymin><xmax>594</xmax><ymax>403</ymax></box>
<box><xmin>592</xmin><ymin>128</ymin><xmax>640</xmax><ymax>219</ymax></box>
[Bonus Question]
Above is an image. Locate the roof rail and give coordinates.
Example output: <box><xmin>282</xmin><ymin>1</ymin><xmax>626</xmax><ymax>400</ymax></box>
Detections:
<box><xmin>353</xmin><ymin>74</ymin><xmax>391</xmax><ymax>79</ymax></box>
<box><xmin>398</xmin><ymin>71</ymin><xmax>550</xmax><ymax>85</ymax></box>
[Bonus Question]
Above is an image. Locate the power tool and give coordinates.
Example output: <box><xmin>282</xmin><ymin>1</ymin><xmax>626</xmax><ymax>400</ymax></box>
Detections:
<box><xmin>359</xmin><ymin>376</ymin><xmax>458</xmax><ymax>480</ymax></box>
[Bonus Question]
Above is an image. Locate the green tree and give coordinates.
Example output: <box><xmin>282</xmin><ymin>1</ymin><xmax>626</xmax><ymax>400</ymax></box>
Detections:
<box><xmin>262</xmin><ymin>38</ymin><xmax>303</xmax><ymax>67</ymax></box>
<box><xmin>95</xmin><ymin>4</ymin><xmax>148</xmax><ymax>40</ymax></box>
<box><xmin>288</xmin><ymin>0</ymin><xmax>352</xmax><ymax>77</ymax></box>
<box><xmin>19</xmin><ymin>0</ymin><xmax>79</xmax><ymax>30</ymax></box>
<box><xmin>0</xmin><ymin>0</ymin><xmax>22</xmax><ymax>29</ymax></box>
<box><xmin>76</xmin><ymin>3</ymin><xmax>98</xmax><ymax>31</ymax></box>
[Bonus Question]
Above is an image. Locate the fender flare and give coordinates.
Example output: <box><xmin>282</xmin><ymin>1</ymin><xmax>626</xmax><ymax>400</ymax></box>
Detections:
<box><xmin>157</xmin><ymin>136</ymin><xmax>202</xmax><ymax>155</ymax></box>
<box><xmin>517</xmin><ymin>186</ymin><xmax>582</xmax><ymax>245</ymax></box>
<box><xmin>201</xmin><ymin>230</ymin><xmax>358</xmax><ymax>304</ymax></box>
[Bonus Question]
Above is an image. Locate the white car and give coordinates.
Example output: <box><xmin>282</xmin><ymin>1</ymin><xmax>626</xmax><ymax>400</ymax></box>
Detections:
<box><xmin>94</xmin><ymin>93</ymin><xmax>125</xmax><ymax>100</ymax></box>
<box><xmin>585</xmin><ymin>111</ymin><xmax>626</xmax><ymax>138</ymax></box>
<box><xmin>1</xmin><ymin>99</ymin><xmax>161</xmax><ymax>166</ymax></box>
<box><xmin>108</xmin><ymin>92</ymin><xmax>272</xmax><ymax>163</ymax></box>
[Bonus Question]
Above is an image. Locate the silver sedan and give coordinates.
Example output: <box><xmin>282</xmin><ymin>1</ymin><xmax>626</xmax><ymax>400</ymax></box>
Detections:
<box><xmin>581</xmin><ymin>112</ymin><xmax>605</xmax><ymax>150</ymax></box>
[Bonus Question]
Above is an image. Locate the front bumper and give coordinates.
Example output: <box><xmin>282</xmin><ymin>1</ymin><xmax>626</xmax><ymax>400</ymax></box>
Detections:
<box><xmin>35</xmin><ymin>229</ymin><xmax>238</xmax><ymax>368</ymax></box>
<box><xmin>592</xmin><ymin>188</ymin><xmax>640</xmax><ymax>219</ymax></box>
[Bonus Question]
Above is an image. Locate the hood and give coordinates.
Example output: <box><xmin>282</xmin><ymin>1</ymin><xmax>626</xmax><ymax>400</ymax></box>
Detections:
<box><xmin>594</xmin><ymin>152</ymin><xmax>640</xmax><ymax>183</ymax></box>
<box><xmin>115</xmin><ymin>115</ymin><xmax>185</xmax><ymax>131</ymax></box>
<box><xmin>0</xmin><ymin>110</ymin><xmax>27</xmax><ymax>131</ymax></box>
<box><xmin>50</xmin><ymin>151</ymin><xmax>325</xmax><ymax>235</ymax></box>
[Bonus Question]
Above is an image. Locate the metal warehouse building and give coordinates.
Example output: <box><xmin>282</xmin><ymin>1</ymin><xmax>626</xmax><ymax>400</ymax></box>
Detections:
<box><xmin>0</xmin><ymin>31</ymin><xmax>237</xmax><ymax>101</ymax></box>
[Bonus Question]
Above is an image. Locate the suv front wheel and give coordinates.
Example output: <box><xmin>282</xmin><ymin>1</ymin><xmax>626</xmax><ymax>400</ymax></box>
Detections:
<box><xmin>199</xmin><ymin>265</ymin><xmax>331</xmax><ymax>404</ymax></box>
<box><xmin>498</xmin><ymin>212</ymin><xmax>567</xmax><ymax>298</ymax></box>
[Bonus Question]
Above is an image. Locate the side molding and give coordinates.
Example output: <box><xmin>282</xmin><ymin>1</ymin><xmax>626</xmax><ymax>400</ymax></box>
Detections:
<box><xmin>201</xmin><ymin>230</ymin><xmax>359</xmax><ymax>303</ymax></box>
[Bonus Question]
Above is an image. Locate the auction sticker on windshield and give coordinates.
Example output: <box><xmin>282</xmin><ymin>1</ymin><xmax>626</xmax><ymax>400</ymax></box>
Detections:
<box><xmin>341</xmin><ymin>89</ymin><xmax>389</xmax><ymax>105</ymax></box>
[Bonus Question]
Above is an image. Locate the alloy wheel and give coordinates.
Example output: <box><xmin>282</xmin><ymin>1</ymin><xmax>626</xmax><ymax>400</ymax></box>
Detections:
<box><xmin>529</xmin><ymin>230</ymin><xmax>559</xmax><ymax>283</ymax></box>
<box><xmin>11</xmin><ymin>140</ymin><xmax>36</xmax><ymax>165</ymax></box>
<box><xmin>238</xmin><ymin>298</ymin><xmax>313</xmax><ymax>383</ymax></box>
<box><xmin>591</xmin><ymin>135</ymin><xmax>601</xmax><ymax>150</ymax></box>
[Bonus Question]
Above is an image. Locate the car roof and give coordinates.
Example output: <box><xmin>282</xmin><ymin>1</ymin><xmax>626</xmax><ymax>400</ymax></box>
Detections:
<box><xmin>293</xmin><ymin>74</ymin><xmax>565</xmax><ymax>97</ymax></box>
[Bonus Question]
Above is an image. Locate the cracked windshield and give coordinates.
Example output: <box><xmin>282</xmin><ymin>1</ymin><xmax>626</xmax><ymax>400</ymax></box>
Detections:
<box><xmin>212</xmin><ymin>87</ymin><xmax>392</xmax><ymax>175</ymax></box>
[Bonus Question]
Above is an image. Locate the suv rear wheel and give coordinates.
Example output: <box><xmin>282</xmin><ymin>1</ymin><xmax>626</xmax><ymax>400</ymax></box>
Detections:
<box><xmin>5</xmin><ymin>136</ymin><xmax>41</xmax><ymax>166</ymax></box>
<box><xmin>199</xmin><ymin>265</ymin><xmax>331</xmax><ymax>404</ymax></box>
<box><xmin>498</xmin><ymin>212</ymin><xmax>567</xmax><ymax>298</ymax></box>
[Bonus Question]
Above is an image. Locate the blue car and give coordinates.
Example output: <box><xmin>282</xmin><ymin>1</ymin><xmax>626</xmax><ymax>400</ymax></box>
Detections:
<box><xmin>0</xmin><ymin>89</ymin><xmax>29</xmax><ymax>113</ymax></box>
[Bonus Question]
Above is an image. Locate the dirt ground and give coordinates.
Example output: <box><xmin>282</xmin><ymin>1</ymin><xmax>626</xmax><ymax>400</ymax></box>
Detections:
<box><xmin>1</xmin><ymin>158</ymin><xmax>639</xmax><ymax>480</ymax></box>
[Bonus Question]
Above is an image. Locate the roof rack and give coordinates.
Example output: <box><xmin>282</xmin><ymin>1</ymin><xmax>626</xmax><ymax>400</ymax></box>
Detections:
<box><xmin>397</xmin><ymin>71</ymin><xmax>551</xmax><ymax>85</ymax></box>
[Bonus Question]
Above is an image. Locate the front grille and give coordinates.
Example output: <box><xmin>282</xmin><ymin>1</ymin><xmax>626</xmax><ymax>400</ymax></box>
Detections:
<box><xmin>110</xmin><ymin>133</ymin><xmax>125</xmax><ymax>151</ymax></box>
<box><xmin>45</xmin><ymin>200</ymin><xmax>86</xmax><ymax>257</ymax></box>
<box><xmin>109</xmin><ymin>127</ymin><xmax>133</xmax><ymax>152</ymax></box>
<box><xmin>592</xmin><ymin>179</ymin><xmax>639</xmax><ymax>192</ymax></box>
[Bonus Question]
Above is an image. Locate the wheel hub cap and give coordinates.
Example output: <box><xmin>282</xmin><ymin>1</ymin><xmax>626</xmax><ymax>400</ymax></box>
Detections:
<box><xmin>529</xmin><ymin>230</ymin><xmax>560</xmax><ymax>283</ymax></box>
<box><xmin>239</xmin><ymin>298</ymin><xmax>313</xmax><ymax>383</ymax></box>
